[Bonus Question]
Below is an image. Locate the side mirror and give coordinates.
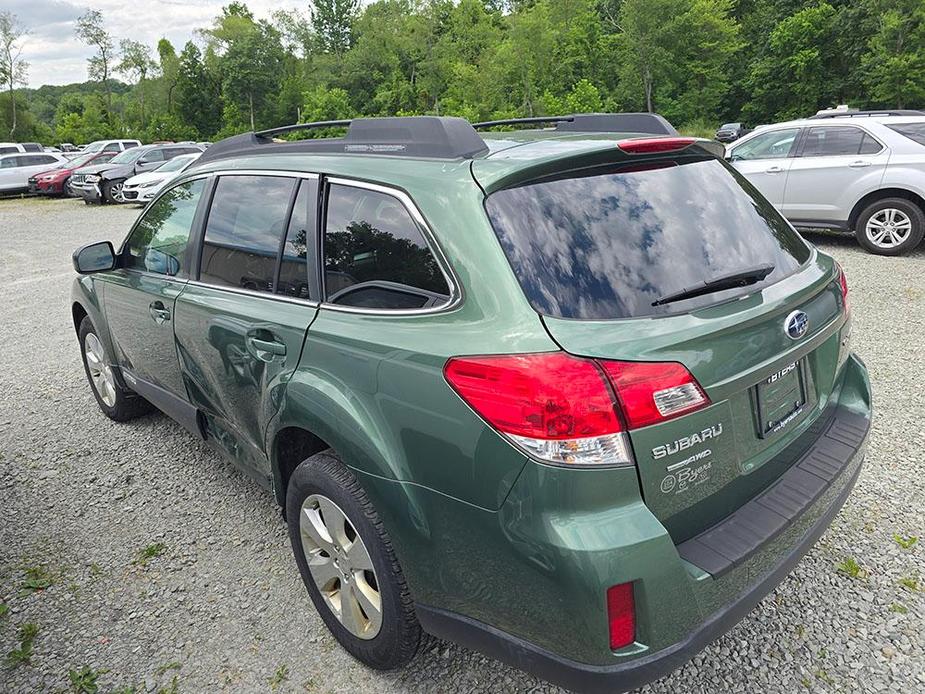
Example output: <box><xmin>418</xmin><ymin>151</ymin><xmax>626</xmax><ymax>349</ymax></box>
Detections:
<box><xmin>73</xmin><ymin>241</ymin><xmax>116</xmax><ymax>274</ymax></box>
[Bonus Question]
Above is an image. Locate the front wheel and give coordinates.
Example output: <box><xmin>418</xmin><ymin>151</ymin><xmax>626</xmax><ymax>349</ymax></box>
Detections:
<box><xmin>78</xmin><ymin>317</ymin><xmax>152</xmax><ymax>421</ymax></box>
<box><xmin>855</xmin><ymin>198</ymin><xmax>925</xmax><ymax>256</ymax></box>
<box><xmin>286</xmin><ymin>451</ymin><xmax>421</xmax><ymax>670</ymax></box>
<box><xmin>103</xmin><ymin>179</ymin><xmax>125</xmax><ymax>204</ymax></box>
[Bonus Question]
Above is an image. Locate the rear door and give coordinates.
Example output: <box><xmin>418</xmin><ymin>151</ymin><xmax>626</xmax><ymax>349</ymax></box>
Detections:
<box><xmin>173</xmin><ymin>173</ymin><xmax>319</xmax><ymax>475</ymax></box>
<box><xmin>782</xmin><ymin>125</ymin><xmax>888</xmax><ymax>223</ymax></box>
<box><xmin>481</xmin><ymin>152</ymin><xmax>846</xmax><ymax>541</ymax></box>
<box><xmin>727</xmin><ymin>127</ymin><xmax>801</xmax><ymax>209</ymax></box>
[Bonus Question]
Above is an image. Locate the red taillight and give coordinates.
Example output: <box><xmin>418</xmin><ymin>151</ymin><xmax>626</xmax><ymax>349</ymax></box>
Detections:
<box><xmin>836</xmin><ymin>261</ymin><xmax>849</xmax><ymax>313</ymax></box>
<box><xmin>607</xmin><ymin>582</ymin><xmax>636</xmax><ymax>649</ymax></box>
<box><xmin>616</xmin><ymin>137</ymin><xmax>696</xmax><ymax>154</ymax></box>
<box><xmin>444</xmin><ymin>352</ymin><xmax>709</xmax><ymax>466</ymax></box>
<box><xmin>599</xmin><ymin>360</ymin><xmax>709</xmax><ymax>429</ymax></box>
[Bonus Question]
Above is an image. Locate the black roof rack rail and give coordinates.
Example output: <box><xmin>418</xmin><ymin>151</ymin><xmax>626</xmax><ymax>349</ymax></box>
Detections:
<box><xmin>473</xmin><ymin>113</ymin><xmax>678</xmax><ymax>136</ymax></box>
<box><xmin>197</xmin><ymin>116</ymin><xmax>489</xmax><ymax>165</ymax></box>
<box><xmin>808</xmin><ymin>109</ymin><xmax>925</xmax><ymax>119</ymax></box>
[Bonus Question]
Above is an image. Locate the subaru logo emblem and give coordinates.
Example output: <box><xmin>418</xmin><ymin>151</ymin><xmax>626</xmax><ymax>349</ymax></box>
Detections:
<box><xmin>785</xmin><ymin>310</ymin><xmax>809</xmax><ymax>340</ymax></box>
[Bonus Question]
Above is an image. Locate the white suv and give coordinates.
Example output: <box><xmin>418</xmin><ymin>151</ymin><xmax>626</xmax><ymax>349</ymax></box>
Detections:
<box><xmin>727</xmin><ymin>112</ymin><xmax>925</xmax><ymax>255</ymax></box>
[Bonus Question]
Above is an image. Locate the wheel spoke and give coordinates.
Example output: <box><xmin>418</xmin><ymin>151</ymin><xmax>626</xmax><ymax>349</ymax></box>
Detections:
<box><xmin>339</xmin><ymin>583</ymin><xmax>365</xmax><ymax>634</ymax></box>
<box><xmin>300</xmin><ymin>506</ymin><xmax>337</xmax><ymax>556</ymax></box>
<box><xmin>317</xmin><ymin>497</ymin><xmax>350</xmax><ymax>548</ymax></box>
<box><xmin>871</xmin><ymin>229</ymin><xmax>887</xmax><ymax>243</ymax></box>
<box><xmin>307</xmin><ymin>556</ymin><xmax>340</xmax><ymax>591</ymax></box>
<box><xmin>351</xmin><ymin>573</ymin><xmax>382</xmax><ymax>630</ymax></box>
<box><xmin>346</xmin><ymin>537</ymin><xmax>374</xmax><ymax>571</ymax></box>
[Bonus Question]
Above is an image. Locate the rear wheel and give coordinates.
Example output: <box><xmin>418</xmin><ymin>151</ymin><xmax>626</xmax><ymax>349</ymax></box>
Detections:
<box><xmin>78</xmin><ymin>317</ymin><xmax>152</xmax><ymax>421</ymax></box>
<box><xmin>286</xmin><ymin>451</ymin><xmax>421</xmax><ymax>670</ymax></box>
<box><xmin>855</xmin><ymin>198</ymin><xmax>925</xmax><ymax>256</ymax></box>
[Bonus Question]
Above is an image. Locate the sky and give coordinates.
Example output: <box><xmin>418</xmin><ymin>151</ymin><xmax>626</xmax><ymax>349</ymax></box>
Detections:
<box><xmin>8</xmin><ymin>0</ymin><xmax>303</xmax><ymax>88</ymax></box>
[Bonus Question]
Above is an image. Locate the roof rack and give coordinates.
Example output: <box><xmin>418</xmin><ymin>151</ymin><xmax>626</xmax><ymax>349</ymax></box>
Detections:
<box><xmin>808</xmin><ymin>109</ymin><xmax>925</xmax><ymax>119</ymax></box>
<box><xmin>197</xmin><ymin>116</ymin><xmax>490</xmax><ymax>164</ymax></box>
<box><xmin>473</xmin><ymin>113</ymin><xmax>678</xmax><ymax>136</ymax></box>
<box><xmin>195</xmin><ymin>112</ymin><xmax>681</xmax><ymax>165</ymax></box>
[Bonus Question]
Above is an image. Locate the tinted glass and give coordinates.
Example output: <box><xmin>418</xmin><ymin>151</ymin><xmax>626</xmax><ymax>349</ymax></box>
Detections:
<box><xmin>157</xmin><ymin>154</ymin><xmax>197</xmax><ymax>173</ymax></box>
<box><xmin>0</xmin><ymin>146</ymin><xmax>17</xmax><ymax>155</ymax></box>
<box><xmin>731</xmin><ymin>128</ymin><xmax>799</xmax><ymax>160</ymax></box>
<box><xmin>802</xmin><ymin>127</ymin><xmax>879</xmax><ymax>156</ymax></box>
<box><xmin>124</xmin><ymin>179</ymin><xmax>205</xmax><ymax>276</ymax></box>
<box><xmin>323</xmin><ymin>184</ymin><xmax>450</xmax><ymax>309</ymax></box>
<box><xmin>199</xmin><ymin>175</ymin><xmax>297</xmax><ymax>293</ymax></box>
<box><xmin>886</xmin><ymin>123</ymin><xmax>925</xmax><ymax>146</ymax></box>
<box><xmin>277</xmin><ymin>179</ymin><xmax>317</xmax><ymax>300</ymax></box>
<box><xmin>109</xmin><ymin>148</ymin><xmax>145</xmax><ymax>164</ymax></box>
<box><xmin>485</xmin><ymin>158</ymin><xmax>811</xmax><ymax>320</ymax></box>
<box><xmin>140</xmin><ymin>149</ymin><xmax>165</xmax><ymax>163</ymax></box>
<box><xmin>103</xmin><ymin>143</ymin><xmax>120</xmax><ymax>152</ymax></box>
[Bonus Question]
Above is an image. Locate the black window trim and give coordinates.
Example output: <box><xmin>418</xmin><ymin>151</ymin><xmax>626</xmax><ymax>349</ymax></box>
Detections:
<box><xmin>795</xmin><ymin>124</ymin><xmax>885</xmax><ymax>158</ymax></box>
<box><xmin>318</xmin><ymin>175</ymin><xmax>462</xmax><ymax>316</ymax></box>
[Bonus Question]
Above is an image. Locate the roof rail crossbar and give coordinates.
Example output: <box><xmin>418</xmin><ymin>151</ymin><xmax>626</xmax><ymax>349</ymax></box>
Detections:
<box><xmin>256</xmin><ymin>120</ymin><xmax>352</xmax><ymax>138</ymax></box>
<box><xmin>474</xmin><ymin>113</ymin><xmax>678</xmax><ymax>136</ymax></box>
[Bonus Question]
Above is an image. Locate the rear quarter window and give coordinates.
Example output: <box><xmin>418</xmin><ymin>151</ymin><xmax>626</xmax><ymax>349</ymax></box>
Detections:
<box><xmin>484</xmin><ymin>157</ymin><xmax>811</xmax><ymax>320</ymax></box>
<box><xmin>886</xmin><ymin>123</ymin><xmax>925</xmax><ymax>146</ymax></box>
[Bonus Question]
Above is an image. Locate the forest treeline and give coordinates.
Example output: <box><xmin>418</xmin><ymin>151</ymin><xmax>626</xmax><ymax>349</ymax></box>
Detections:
<box><xmin>1</xmin><ymin>0</ymin><xmax>924</xmax><ymax>144</ymax></box>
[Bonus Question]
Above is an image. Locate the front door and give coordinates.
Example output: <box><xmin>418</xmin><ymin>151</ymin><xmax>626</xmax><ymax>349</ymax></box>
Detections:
<box><xmin>104</xmin><ymin>177</ymin><xmax>208</xmax><ymax>398</ymax></box>
<box><xmin>728</xmin><ymin>127</ymin><xmax>801</xmax><ymax>209</ymax></box>
<box><xmin>173</xmin><ymin>173</ymin><xmax>319</xmax><ymax>476</ymax></box>
<box><xmin>782</xmin><ymin>125</ymin><xmax>889</xmax><ymax>223</ymax></box>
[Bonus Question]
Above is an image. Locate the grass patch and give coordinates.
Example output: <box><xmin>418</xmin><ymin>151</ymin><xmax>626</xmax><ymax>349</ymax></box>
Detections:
<box><xmin>889</xmin><ymin>602</ymin><xmax>908</xmax><ymax>614</ymax></box>
<box><xmin>155</xmin><ymin>661</ymin><xmax>181</xmax><ymax>676</ymax></box>
<box><xmin>68</xmin><ymin>665</ymin><xmax>107</xmax><ymax>693</ymax></box>
<box><xmin>158</xmin><ymin>675</ymin><xmax>179</xmax><ymax>694</ymax></box>
<box><xmin>6</xmin><ymin>622</ymin><xmax>39</xmax><ymax>668</ymax></box>
<box><xmin>133</xmin><ymin>542</ymin><xmax>167</xmax><ymax>566</ymax></box>
<box><xmin>0</xmin><ymin>603</ymin><xmax>9</xmax><ymax>619</ymax></box>
<box><xmin>899</xmin><ymin>576</ymin><xmax>919</xmax><ymax>592</ymax></box>
<box><xmin>836</xmin><ymin>556</ymin><xmax>865</xmax><ymax>579</ymax></box>
<box><xmin>893</xmin><ymin>534</ymin><xmax>918</xmax><ymax>550</ymax></box>
<box><xmin>20</xmin><ymin>565</ymin><xmax>54</xmax><ymax>594</ymax></box>
<box><xmin>269</xmin><ymin>664</ymin><xmax>289</xmax><ymax>690</ymax></box>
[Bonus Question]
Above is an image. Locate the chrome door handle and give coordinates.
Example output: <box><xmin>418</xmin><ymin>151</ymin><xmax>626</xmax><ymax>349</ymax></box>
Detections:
<box><xmin>849</xmin><ymin>160</ymin><xmax>872</xmax><ymax>168</ymax></box>
<box><xmin>764</xmin><ymin>166</ymin><xmax>784</xmax><ymax>174</ymax></box>
<box><xmin>148</xmin><ymin>301</ymin><xmax>171</xmax><ymax>324</ymax></box>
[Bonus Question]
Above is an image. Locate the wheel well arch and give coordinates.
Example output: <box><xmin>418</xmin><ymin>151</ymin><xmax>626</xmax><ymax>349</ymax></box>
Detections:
<box><xmin>271</xmin><ymin>426</ymin><xmax>331</xmax><ymax>506</ymax></box>
<box><xmin>72</xmin><ymin>302</ymin><xmax>88</xmax><ymax>335</ymax></box>
<box><xmin>849</xmin><ymin>188</ymin><xmax>925</xmax><ymax>230</ymax></box>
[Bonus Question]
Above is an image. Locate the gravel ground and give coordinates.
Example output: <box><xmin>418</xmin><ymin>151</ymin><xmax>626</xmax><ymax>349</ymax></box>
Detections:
<box><xmin>0</xmin><ymin>196</ymin><xmax>923</xmax><ymax>694</ymax></box>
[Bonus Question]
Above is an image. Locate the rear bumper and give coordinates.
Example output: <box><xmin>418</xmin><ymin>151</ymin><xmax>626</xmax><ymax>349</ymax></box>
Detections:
<box><xmin>407</xmin><ymin>353</ymin><xmax>871</xmax><ymax>693</ymax></box>
<box><xmin>418</xmin><ymin>412</ymin><xmax>866</xmax><ymax>693</ymax></box>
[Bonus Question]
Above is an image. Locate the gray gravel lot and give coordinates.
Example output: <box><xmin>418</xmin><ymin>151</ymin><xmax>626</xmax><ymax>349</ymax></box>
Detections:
<box><xmin>0</xmin><ymin>196</ymin><xmax>923</xmax><ymax>693</ymax></box>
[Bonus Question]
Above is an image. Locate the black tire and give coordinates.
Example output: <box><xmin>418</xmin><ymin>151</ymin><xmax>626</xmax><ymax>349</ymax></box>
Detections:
<box><xmin>102</xmin><ymin>179</ymin><xmax>125</xmax><ymax>205</ymax></box>
<box><xmin>855</xmin><ymin>197</ymin><xmax>925</xmax><ymax>256</ymax></box>
<box><xmin>78</xmin><ymin>316</ymin><xmax>153</xmax><ymax>421</ymax></box>
<box><xmin>286</xmin><ymin>451</ymin><xmax>421</xmax><ymax>670</ymax></box>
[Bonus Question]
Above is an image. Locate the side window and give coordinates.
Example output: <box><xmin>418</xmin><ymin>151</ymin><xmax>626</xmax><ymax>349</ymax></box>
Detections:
<box><xmin>322</xmin><ymin>184</ymin><xmax>450</xmax><ymax>310</ymax></box>
<box><xmin>103</xmin><ymin>143</ymin><xmax>120</xmax><ymax>152</ymax></box>
<box><xmin>801</xmin><ymin>127</ymin><xmax>879</xmax><ymax>157</ymax></box>
<box><xmin>199</xmin><ymin>175</ymin><xmax>297</xmax><ymax>293</ymax></box>
<box><xmin>0</xmin><ymin>158</ymin><xmax>14</xmax><ymax>169</ymax></box>
<box><xmin>0</xmin><ymin>146</ymin><xmax>17</xmax><ymax>155</ymax></box>
<box><xmin>124</xmin><ymin>179</ymin><xmax>205</xmax><ymax>276</ymax></box>
<box><xmin>730</xmin><ymin>128</ymin><xmax>800</xmax><ymax>161</ymax></box>
<box><xmin>277</xmin><ymin>179</ymin><xmax>318</xmax><ymax>300</ymax></box>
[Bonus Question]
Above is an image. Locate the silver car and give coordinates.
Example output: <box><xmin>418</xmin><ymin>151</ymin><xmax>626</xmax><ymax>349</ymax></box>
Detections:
<box><xmin>726</xmin><ymin>114</ymin><xmax>925</xmax><ymax>255</ymax></box>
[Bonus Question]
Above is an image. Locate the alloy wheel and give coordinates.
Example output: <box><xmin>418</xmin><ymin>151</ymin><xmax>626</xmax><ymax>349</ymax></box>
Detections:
<box><xmin>299</xmin><ymin>494</ymin><xmax>382</xmax><ymax>640</ymax></box>
<box><xmin>84</xmin><ymin>332</ymin><xmax>117</xmax><ymax>407</ymax></box>
<box><xmin>110</xmin><ymin>181</ymin><xmax>125</xmax><ymax>203</ymax></box>
<box><xmin>865</xmin><ymin>208</ymin><xmax>912</xmax><ymax>249</ymax></box>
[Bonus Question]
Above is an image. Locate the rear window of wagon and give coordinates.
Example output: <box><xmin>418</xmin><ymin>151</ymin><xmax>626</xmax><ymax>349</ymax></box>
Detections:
<box><xmin>484</xmin><ymin>157</ymin><xmax>811</xmax><ymax>320</ymax></box>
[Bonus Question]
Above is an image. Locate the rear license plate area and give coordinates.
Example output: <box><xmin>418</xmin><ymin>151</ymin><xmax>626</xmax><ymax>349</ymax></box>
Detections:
<box><xmin>755</xmin><ymin>360</ymin><xmax>806</xmax><ymax>438</ymax></box>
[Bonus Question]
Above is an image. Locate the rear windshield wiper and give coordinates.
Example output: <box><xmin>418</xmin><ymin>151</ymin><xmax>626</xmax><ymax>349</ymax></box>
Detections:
<box><xmin>652</xmin><ymin>264</ymin><xmax>775</xmax><ymax>307</ymax></box>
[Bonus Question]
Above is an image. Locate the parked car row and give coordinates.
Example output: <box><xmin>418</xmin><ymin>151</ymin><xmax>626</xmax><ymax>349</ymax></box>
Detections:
<box><xmin>1</xmin><ymin>139</ymin><xmax>205</xmax><ymax>206</ymax></box>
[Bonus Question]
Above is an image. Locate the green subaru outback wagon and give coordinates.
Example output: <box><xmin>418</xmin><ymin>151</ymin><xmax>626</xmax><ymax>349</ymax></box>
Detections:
<box><xmin>71</xmin><ymin>114</ymin><xmax>871</xmax><ymax>692</ymax></box>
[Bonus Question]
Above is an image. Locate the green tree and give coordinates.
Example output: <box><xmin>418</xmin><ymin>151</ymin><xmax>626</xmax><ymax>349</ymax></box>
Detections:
<box><xmin>176</xmin><ymin>42</ymin><xmax>222</xmax><ymax>137</ymax></box>
<box><xmin>118</xmin><ymin>39</ymin><xmax>156</xmax><ymax>125</ymax></box>
<box><xmin>75</xmin><ymin>9</ymin><xmax>116</xmax><ymax>116</ymax></box>
<box><xmin>312</xmin><ymin>0</ymin><xmax>359</xmax><ymax>54</ymax></box>
<box><xmin>862</xmin><ymin>0</ymin><xmax>925</xmax><ymax>108</ymax></box>
<box><xmin>157</xmin><ymin>39</ymin><xmax>180</xmax><ymax>114</ymax></box>
<box><xmin>0</xmin><ymin>11</ymin><xmax>29</xmax><ymax>138</ymax></box>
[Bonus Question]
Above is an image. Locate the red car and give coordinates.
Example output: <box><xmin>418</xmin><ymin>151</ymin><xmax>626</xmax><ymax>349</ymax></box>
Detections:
<box><xmin>28</xmin><ymin>151</ymin><xmax>117</xmax><ymax>196</ymax></box>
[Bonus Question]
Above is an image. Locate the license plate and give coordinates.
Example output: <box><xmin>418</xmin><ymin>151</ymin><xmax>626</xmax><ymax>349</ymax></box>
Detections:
<box><xmin>755</xmin><ymin>360</ymin><xmax>806</xmax><ymax>437</ymax></box>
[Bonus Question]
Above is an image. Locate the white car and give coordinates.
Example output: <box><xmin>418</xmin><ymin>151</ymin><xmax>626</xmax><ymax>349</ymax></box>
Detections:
<box><xmin>0</xmin><ymin>142</ymin><xmax>44</xmax><ymax>156</ymax></box>
<box><xmin>121</xmin><ymin>152</ymin><xmax>202</xmax><ymax>204</ymax></box>
<box><xmin>81</xmin><ymin>139</ymin><xmax>142</xmax><ymax>154</ymax></box>
<box><xmin>726</xmin><ymin>111</ymin><xmax>925</xmax><ymax>255</ymax></box>
<box><xmin>0</xmin><ymin>152</ymin><xmax>69</xmax><ymax>193</ymax></box>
